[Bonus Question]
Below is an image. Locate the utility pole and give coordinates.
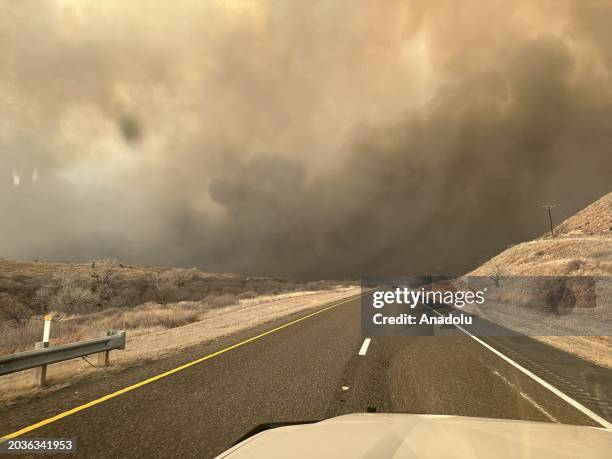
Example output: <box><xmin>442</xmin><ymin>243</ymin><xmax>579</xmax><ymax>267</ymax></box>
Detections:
<box><xmin>541</xmin><ymin>205</ymin><xmax>556</xmax><ymax>238</ymax></box>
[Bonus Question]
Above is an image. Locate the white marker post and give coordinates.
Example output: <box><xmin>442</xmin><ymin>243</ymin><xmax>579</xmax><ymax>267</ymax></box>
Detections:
<box><xmin>42</xmin><ymin>315</ymin><xmax>52</xmax><ymax>344</ymax></box>
<box><xmin>34</xmin><ymin>315</ymin><xmax>52</xmax><ymax>387</ymax></box>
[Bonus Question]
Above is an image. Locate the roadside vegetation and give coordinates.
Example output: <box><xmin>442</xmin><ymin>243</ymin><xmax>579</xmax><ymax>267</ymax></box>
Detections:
<box><xmin>0</xmin><ymin>259</ymin><xmax>348</xmax><ymax>355</ymax></box>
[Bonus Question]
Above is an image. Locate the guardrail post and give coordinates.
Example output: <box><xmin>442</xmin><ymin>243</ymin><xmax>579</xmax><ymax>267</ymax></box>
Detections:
<box><xmin>33</xmin><ymin>341</ymin><xmax>48</xmax><ymax>387</ymax></box>
<box><xmin>1</xmin><ymin>330</ymin><xmax>127</xmax><ymax>381</ymax></box>
<box><xmin>97</xmin><ymin>331</ymin><xmax>110</xmax><ymax>367</ymax></box>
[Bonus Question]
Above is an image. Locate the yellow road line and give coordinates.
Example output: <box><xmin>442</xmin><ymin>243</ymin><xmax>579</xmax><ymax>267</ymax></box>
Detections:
<box><xmin>1</xmin><ymin>291</ymin><xmax>366</xmax><ymax>441</ymax></box>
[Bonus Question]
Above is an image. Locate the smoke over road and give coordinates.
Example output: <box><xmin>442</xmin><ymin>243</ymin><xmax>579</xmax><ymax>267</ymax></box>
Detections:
<box><xmin>1</xmin><ymin>1</ymin><xmax>611</xmax><ymax>278</ymax></box>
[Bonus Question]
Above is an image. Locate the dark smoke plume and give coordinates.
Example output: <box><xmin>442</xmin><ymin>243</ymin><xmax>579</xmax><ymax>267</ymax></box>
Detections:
<box><xmin>1</xmin><ymin>1</ymin><xmax>611</xmax><ymax>278</ymax></box>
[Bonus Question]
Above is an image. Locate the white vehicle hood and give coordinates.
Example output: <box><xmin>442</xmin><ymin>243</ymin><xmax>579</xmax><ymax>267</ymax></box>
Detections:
<box><xmin>217</xmin><ymin>413</ymin><xmax>612</xmax><ymax>458</ymax></box>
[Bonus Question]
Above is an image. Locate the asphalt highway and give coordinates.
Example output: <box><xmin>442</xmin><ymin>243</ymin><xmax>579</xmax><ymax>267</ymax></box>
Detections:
<box><xmin>1</xmin><ymin>291</ymin><xmax>610</xmax><ymax>458</ymax></box>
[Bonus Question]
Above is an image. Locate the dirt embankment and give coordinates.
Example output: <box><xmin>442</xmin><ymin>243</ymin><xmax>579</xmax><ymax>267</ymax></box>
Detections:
<box><xmin>462</xmin><ymin>191</ymin><xmax>612</xmax><ymax>367</ymax></box>
<box><xmin>469</xmin><ymin>191</ymin><xmax>612</xmax><ymax>278</ymax></box>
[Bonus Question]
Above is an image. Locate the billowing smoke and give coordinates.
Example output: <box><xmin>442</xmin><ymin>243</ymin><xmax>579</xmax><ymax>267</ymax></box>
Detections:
<box><xmin>1</xmin><ymin>0</ymin><xmax>611</xmax><ymax>278</ymax></box>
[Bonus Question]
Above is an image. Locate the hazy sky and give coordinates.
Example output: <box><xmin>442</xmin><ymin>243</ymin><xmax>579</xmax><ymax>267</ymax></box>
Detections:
<box><xmin>2</xmin><ymin>0</ymin><xmax>611</xmax><ymax>278</ymax></box>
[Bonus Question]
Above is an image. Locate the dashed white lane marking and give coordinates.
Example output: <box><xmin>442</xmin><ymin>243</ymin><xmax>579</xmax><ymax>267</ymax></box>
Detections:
<box><xmin>358</xmin><ymin>338</ymin><xmax>371</xmax><ymax>356</ymax></box>
<box><xmin>491</xmin><ymin>369</ymin><xmax>559</xmax><ymax>423</ymax></box>
<box><xmin>423</xmin><ymin>304</ymin><xmax>612</xmax><ymax>429</ymax></box>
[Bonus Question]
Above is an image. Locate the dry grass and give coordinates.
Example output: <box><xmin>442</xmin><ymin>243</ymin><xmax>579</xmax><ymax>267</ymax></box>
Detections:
<box><xmin>0</xmin><ymin>303</ymin><xmax>209</xmax><ymax>355</ymax></box>
<box><xmin>462</xmin><ymin>191</ymin><xmax>612</xmax><ymax>367</ymax></box>
<box><xmin>553</xmin><ymin>191</ymin><xmax>612</xmax><ymax>236</ymax></box>
<box><xmin>0</xmin><ymin>288</ymin><xmax>359</xmax><ymax>355</ymax></box>
<box><xmin>0</xmin><ymin>258</ymin><xmax>348</xmax><ymax>354</ymax></box>
<box><xmin>468</xmin><ymin>237</ymin><xmax>612</xmax><ymax>277</ymax></box>
<box><xmin>469</xmin><ymin>191</ymin><xmax>611</xmax><ymax>278</ymax></box>
<box><xmin>0</xmin><ymin>259</ymin><xmax>342</xmax><ymax>313</ymax></box>
<box><xmin>0</xmin><ymin>287</ymin><xmax>360</xmax><ymax>407</ymax></box>
<box><xmin>537</xmin><ymin>336</ymin><xmax>612</xmax><ymax>369</ymax></box>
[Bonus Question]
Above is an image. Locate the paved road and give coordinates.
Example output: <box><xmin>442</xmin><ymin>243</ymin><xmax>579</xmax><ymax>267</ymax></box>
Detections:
<box><xmin>1</xmin><ymin>292</ymin><xmax>610</xmax><ymax>458</ymax></box>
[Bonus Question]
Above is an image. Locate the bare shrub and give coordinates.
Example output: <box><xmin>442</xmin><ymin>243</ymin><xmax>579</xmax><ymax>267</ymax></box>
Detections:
<box><xmin>564</xmin><ymin>258</ymin><xmax>583</xmax><ymax>274</ymax></box>
<box><xmin>168</xmin><ymin>268</ymin><xmax>200</xmax><ymax>286</ymax></box>
<box><xmin>100</xmin><ymin>305</ymin><xmax>201</xmax><ymax>330</ymax></box>
<box><xmin>175</xmin><ymin>301</ymin><xmax>206</xmax><ymax>311</ymax></box>
<box><xmin>543</xmin><ymin>278</ymin><xmax>582</xmax><ymax>315</ymax></box>
<box><xmin>205</xmin><ymin>294</ymin><xmax>238</xmax><ymax>309</ymax></box>
<box><xmin>0</xmin><ymin>259</ymin><xmax>348</xmax><ymax>354</ymax></box>
<box><xmin>253</xmin><ymin>280</ymin><xmax>283</xmax><ymax>295</ymax></box>
<box><xmin>305</xmin><ymin>280</ymin><xmax>334</xmax><ymax>291</ymax></box>
<box><xmin>56</xmin><ymin>285</ymin><xmax>99</xmax><ymax>315</ymax></box>
<box><xmin>0</xmin><ymin>278</ymin><xmax>35</xmax><ymax>300</ymax></box>
<box><xmin>0</xmin><ymin>293</ymin><xmax>33</xmax><ymax>325</ymax></box>
<box><xmin>92</xmin><ymin>258</ymin><xmax>119</xmax><ymax>267</ymax></box>
<box><xmin>0</xmin><ymin>321</ymin><xmax>43</xmax><ymax>354</ymax></box>
<box><xmin>151</xmin><ymin>272</ymin><xmax>179</xmax><ymax>305</ymax></box>
<box><xmin>90</xmin><ymin>266</ymin><xmax>118</xmax><ymax>304</ymax></box>
<box><xmin>33</xmin><ymin>284</ymin><xmax>55</xmax><ymax>314</ymax></box>
<box><xmin>145</xmin><ymin>268</ymin><xmax>207</xmax><ymax>305</ymax></box>
<box><xmin>154</xmin><ymin>310</ymin><xmax>201</xmax><ymax>329</ymax></box>
<box><xmin>45</xmin><ymin>271</ymin><xmax>100</xmax><ymax>315</ymax></box>
<box><xmin>109</xmin><ymin>286</ymin><xmax>143</xmax><ymax>308</ymax></box>
<box><xmin>238</xmin><ymin>291</ymin><xmax>256</xmax><ymax>300</ymax></box>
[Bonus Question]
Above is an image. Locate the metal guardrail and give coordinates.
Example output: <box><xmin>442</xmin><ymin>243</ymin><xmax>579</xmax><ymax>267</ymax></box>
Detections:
<box><xmin>0</xmin><ymin>330</ymin><xmax>126</xmax><ymax>379</ymax></box>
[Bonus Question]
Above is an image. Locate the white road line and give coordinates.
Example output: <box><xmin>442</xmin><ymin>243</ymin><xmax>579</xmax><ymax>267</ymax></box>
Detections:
<box><xmin>358</xmin><ymin>338</ymin><xmax>371</xmax><ymax>356</ymax></box>
<box><xmin>423</xmin><ymin>304</ymin><xmax>612</xmax><ymax>429</ymax></box>
<box><xmin>491</xmin><ymin>369</ymin><xmax>559</xmax><ymax>423</ymax></box>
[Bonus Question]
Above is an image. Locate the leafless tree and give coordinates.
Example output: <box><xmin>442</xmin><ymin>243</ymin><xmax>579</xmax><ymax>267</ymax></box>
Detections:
<box><xmin>489</xmin><ymin>266</ymin><xmax>504</xmax><ymax>287</ymax></box>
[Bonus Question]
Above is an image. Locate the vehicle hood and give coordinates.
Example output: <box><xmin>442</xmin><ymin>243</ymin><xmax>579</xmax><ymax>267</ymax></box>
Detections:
<box><xmin>217</xmin><ymin>413</ymin><xmax>612</xmax><ymax>458</ymax></box>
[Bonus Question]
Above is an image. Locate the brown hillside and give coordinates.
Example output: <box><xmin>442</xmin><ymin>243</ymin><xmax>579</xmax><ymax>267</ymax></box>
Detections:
<box><xmin>469</xmin><ymin>191</ymin><xmax>612</xmax><ymax>277</ymax></box>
